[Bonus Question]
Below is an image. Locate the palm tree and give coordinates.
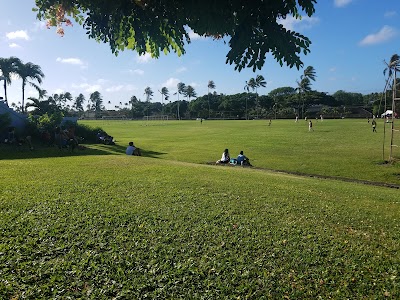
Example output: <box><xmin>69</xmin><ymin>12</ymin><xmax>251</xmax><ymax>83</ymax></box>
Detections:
<box><xmin>297</xmin><ymin>66</ymin><xmax>316</xmax><ymax>118</ymax></box>
<box><xmin>15</xmin><ymin>60</ymin><xmax>45</xmax><ymax>114</ymax></box>
<box><xmin>25</xmin><ymin>86</ymin><xmax>48</xmax><ymax>113</ymax></box>
<box><xmin>177</xmin><ymin>82</ymin><xmax>186</xmax><ymax>119</ymax></box>
<box><xmin>244</xmin><ymin>78</ymin><xmax>256</xmax><ymax>120</ymax></box>
<box><xmin>184</xmin><ymin>85</ymin><xmax>197</xmax><ymax>102</ymax></box>
<box><xmin>144</xmin><ymin>87</ymin><xmax>153</xmax><ymax>102</ymax></box>
<box><xmin>254</xmin><ymin>75</ymin><xmax>267</xmax><ymax>118</ymax></box>
<box><xmin>74</xmin><ymin>93</ymin><xmax>86</xmax><ymax>112</ymax></box>
<box><xmin>0</xmin><ymin>57</ymin><xmax>21</xmax><ymax>105</ymax></box>
<box><xmin>383</xmin><ymin>54</ymin><xmax>400</xmax><ymax>161</ymax></box>
<box><xmin>90</xmin><ymin>91</ymin><xmax>103</xmax><ymax>116</ymax></box>
<box><xmin>302</xmin><ymin>66</ymin><xmax>317</xmax><ymax>82</ymax></box>
<box><xmin>159</xmin><ymin>87</ymin><xmax>169</xmax><ymax>115</ymax></box>
<box><xmin>207</xmin><ymin>80</ymin><xmax>216</xmax><ymax>118</ymax></box>
<box><xmin>296</xmin><ymin>77</ymin><xmax>311</xmax><ymax>118</ymax></box>
<box><xmin>144</xmin><ymin>86</ymin><xmax>153</xmax><ymax>117</ymax></box>
<box><xmin>129</xmin><ymin>95</ymin><xmax>138</xmax><ymax>118</ymax></box>
<box><xmin>383</xmin><ymin>54</ymin><xmax>400</xmax><ymax>93</ymax></box>
<box><xmin>54</xmin><ymin>92</ymin><xmax>73</xmax><ymax>109</ymax></box>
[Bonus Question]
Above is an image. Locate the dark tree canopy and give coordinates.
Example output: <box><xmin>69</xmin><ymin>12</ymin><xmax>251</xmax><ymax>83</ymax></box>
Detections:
<box><xmin>34</xmin><ymin>0</ymin><xmax>316</xmax><ymax>71</ymax></box>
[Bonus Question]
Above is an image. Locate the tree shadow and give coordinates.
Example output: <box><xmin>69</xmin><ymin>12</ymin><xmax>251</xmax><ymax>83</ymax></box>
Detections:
<box><xmin>0</xmin><ymin>143</ymin><xmax>167</xmax><ymax>160</ymax></box>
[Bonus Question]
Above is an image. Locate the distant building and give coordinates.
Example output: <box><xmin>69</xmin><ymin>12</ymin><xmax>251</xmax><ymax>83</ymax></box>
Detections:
<box><xmin>0</xmin><ymin>101</ymin><xmax>27</xmax><ymax>130</ymax></box>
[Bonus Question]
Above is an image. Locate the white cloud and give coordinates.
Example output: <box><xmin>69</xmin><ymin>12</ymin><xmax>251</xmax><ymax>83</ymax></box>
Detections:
<box><xmin>136</xmin><ymin>53</ymin><xmax>152</xmax><ymax>63</ymax></box>
<box><xmin>105</xmin><ymin>85</ymin><xmax>124</xmax><ymax>92</ymax></box>
<box><xmin>188</xmin><ymin>82</ymin><xmax>199</xmax><ymax>88</ymax></box>
<box><xmin>53</xmin><ymin>88</ymin><xmax>65</xmax><ymax>94</ymax></box>
<box><xmin>162</xmin><ymin>78</ymin><xmax>180</xmax><ymax>89</ymax></box>
<box><xmin>56</xmin><ymin>57</ymin><xmax>84</xmax><ymax>65</ymax></box>
<box><xmin>277</xmin><ymin>16</ymin><xmax>319</xmax><ymax>31</ymax></box>
<box><xmin>72</xmin><ymin>83</ymin><xmax>102</xmax><ymax>93</ymax></box>
<box><xmin>56</xmin><ymin>57</ymin><xmax>88</xmax><ymax>69</ymax></box>
<box><xmin>125</xmin><ymin>84</ymin><xmax>137</xmax><ymax>92</ymax></box>
<box><xmin>359</xmin><ymin>26</ymin><xmax>397</xmax><ymax>46</ymax></box>
<box><xmin>334</xmin><ymin>0</ymin><xmax>353</xmax><ymax>8</ymax></box>
<box><xmin>384</xmin><ymin>11</ymin><xmax>397</xmax><ymax>18</ymax></box>
<box><xmin>97</xmin><ymin>79</ymin><xmax>109</xmax><ymax>84</ymax></box>
<box><xmin>102</xmin><ymin>84</ymin><xmax>138</xmax><ymax>93</ymax></box>
<box><xmin>186</xmin><ymin>28</ymin><xmax>202</xmax><ymax>40</ymax></box>
<box><xmin>9</xmin><ymin>43</ymin><xmax>21</xmax><ymax>49</ymax></box>
<box><xmin>329</xmin><ymin>67</ymin><xmax>337</xmax><ymax>72</ymax></box>
<box><xmin>132</xmin><ymin>69</ymin><xmax>144</xmax><ymax>75</ymax></box>
<box><xmin>6</xmin><ymin>30</ymin><xmax>30</xmax><ymax>40</ymax></box>
<box><xmin>176</xmin><ymin>67</ymin><xmax>187</xmax><ymax>73</ymax></box>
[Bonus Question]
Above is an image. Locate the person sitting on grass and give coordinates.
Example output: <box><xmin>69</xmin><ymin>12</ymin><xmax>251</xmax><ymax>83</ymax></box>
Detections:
<box><xmin>216</xmin><ymin>148</ymin><xmax>230</xmax><ymax>164</ymax></box>
<box><xmin>237</xmin><ymin>150</ymin><xmax>252</xmax><ymax>166</ymax></box>
<box><xmin>126</xmin><ymin>141</ymin><xmax>142</xmax><ymax>156</ymax></box>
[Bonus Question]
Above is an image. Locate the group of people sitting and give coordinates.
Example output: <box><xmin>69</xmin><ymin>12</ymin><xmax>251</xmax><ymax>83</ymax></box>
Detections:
<box><xmin>216</xmin><ymin>148</ymin><xmax>252</xmax><ymax>166</ymax></box>
<box><xmin>97</xmin><ymin>131</ymin><xmax>115</xmax><ymax>145</ymax></box>
<box><xmin>55</xmin><ymin>126</ymin><xmax>79</xmax><ymax>151</ymax></box>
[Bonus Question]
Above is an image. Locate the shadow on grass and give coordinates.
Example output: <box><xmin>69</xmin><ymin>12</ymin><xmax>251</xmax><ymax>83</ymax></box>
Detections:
<box><xmin>0</xmin><ymin>143</ymin><xmax>167</xmax><ymax>160</ymax></box>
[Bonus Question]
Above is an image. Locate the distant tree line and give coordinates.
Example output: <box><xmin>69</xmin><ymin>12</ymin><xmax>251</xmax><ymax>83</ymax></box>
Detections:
<box><xmin>1</xmin><ymin>55</ymin><xmax>399</xmax><ymax>120</ymax></box>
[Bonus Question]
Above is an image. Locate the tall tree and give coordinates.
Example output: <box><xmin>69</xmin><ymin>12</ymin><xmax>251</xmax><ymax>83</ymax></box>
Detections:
<box><xmin>297</xmin><ymin>66</ymin><xmax>316</xmax><ymax>118</ymax></box>
<box><xmin>0</xmin><ymin>57</ymin><xmax>20</xmax><ymax>105</ymax></box>
<box><xmin>90</xmin><ymin>91</ymin><xmax>103</xmax><ymax>114</ymax></box>
<box><xmin>73</xmin><ymin>93</ymin><xmax>85</xmax><ymax>112</ymax></box>
<box><xmin>129</xmin><ymin>95</ymin><xmax>138</xmax><ymax>118</ymax></box>
<box><xmin>383</xmin><ymin>54</ymin><xmax>400</xmax><ymax>92</ymax></box>
<box><xmin>15</xmin><ymin>60</ymin><xmax>45</xmax><ymax>113</ymax></box>
<box><xmin>296</xmin><ymin>77</ymin><xmax>311</xmax><ymax>118</ymax></box>
<box><xmin>35</xmin><ymin>1</ymin><xmax>316</xmax><ymax>71</ymax></box>
<box><xmin>26</xmin><ymin>87</ymin><xmax>48</xmax><ymax>113</ymax></box>
<box><xmin>177</xmin><ymin>82</ymin><xmax>186</xmax><ymax>119</ymax></box>
<box><xmin>53</xmin><ymin>92</ymin><xmax>73</xmax><ymax>109</ymax></box>
<box><xmin>159</xmin><ymin>87</ymin><xmax>169</xmax><ymax>115</ymax></box>
<box><xmin>184</xmin><ymin>85</ymin><xmax>197</xmax><ymax>102</ymax></box>
<box><xmin>144</xmin><ymin>86</ymin><xmax>153</xmax><ymax>116</ymax></box>
<box><xmin>244</xmin><ymin>78</ymin><xmax>256</xmax><ymax>120</ymax></box>
<box><xmin>144</xmin><ymin>87</ymin><xmax>153</xmax><ymax>102</ymax></box>
<box><xmin>207</xmin><ymin>80</ymin><xmax>216</xmax><ymax>118</ymax></box>
<box><xmin>254</xmin><ymin>75</ymin><xmax>267</xmax><ymax>118</ymax></box>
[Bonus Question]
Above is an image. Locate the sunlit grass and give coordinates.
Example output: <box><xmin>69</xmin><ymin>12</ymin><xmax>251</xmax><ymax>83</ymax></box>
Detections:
<box><xmin>0</xmin><ymin>155</ymin><xmax>399</xmax><ymax>298</ymax></box>
<box><xmin>0</xmin><ymin>119</ymin><xmax>399</xmax><ymax>298</ymax></box>
<box><xmin>81</xmin><ymin>119</ymin><xmax>400</xmax><ymax>184</ymax></box>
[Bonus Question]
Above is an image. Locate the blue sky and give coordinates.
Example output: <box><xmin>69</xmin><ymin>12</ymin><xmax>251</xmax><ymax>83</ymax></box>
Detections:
<box><xmin>1</xmin><ymin>0</ymin><xmax>399</xmax><ymax>108</ymax></box>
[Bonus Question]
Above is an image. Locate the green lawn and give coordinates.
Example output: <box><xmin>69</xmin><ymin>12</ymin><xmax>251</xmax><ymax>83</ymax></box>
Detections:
<box><xmin>0</xmin><ymin>119</ymin><xmax>399</xmax><ymax>298</ymax></box>
<box><xmin>81</xmin><ymin>119</ymin><xmax>400</xmax><ymax>185</ymax></box>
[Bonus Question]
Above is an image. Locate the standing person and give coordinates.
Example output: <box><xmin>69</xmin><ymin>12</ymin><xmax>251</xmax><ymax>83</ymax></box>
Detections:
<box><xmin>126</xmin><ymin>141</ymin><xmax>142</xmax><ymax>156</ymax></box>
<box><xmin>216</xmin><ymin>148</ymin><xmax>230</xmax><ymax>164</ymax></box>
<box><xmin>236</xmin><ymin>150</ymin><xmax>252</xmax><ymax>166</ymax></box>
<box><xmin>308</xmin><ymin>120</ymin><xmax>314</xmax><ymax>132</ymax></box>
<box><xmin>54</xmin><ymin>126</ymin><xmax>67</xmax><ymax>149</ymax></box>
<box><xmin>371</xmin><ymin>119</ymin><xmax>377</xmax><ymax>132</ymax></box>
<box><xmin>295</xmin><ymin>115</ymin><xmax>299</xmax><ymax>122</ymax></box>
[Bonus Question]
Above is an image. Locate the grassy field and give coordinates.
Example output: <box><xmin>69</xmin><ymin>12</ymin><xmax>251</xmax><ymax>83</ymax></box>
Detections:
<box><xmin>0</xmin><ymin>119</ymin><xmax>399</xmax><ymax>298</ymax></box>
<box><xmin>81</xmin><ymin>119</ymin><xmax>400</xmax><ymax>185</ymax></box>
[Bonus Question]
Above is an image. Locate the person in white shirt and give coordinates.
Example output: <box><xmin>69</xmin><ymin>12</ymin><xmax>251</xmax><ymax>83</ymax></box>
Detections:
<box><xmin>126</xmin><ymin>141</ymin><xmax>141</xmax><ymax>156</ymax></box>
<box><xmin>216</xmin><ymin>148</ymin><xmax>230</xmax><ymax>164</ymax></box>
